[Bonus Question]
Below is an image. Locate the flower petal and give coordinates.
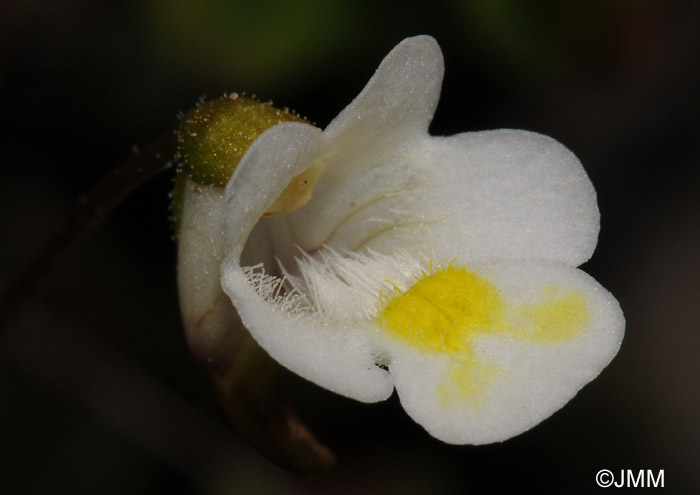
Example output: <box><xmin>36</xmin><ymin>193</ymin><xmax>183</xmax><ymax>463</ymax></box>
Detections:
<box><xmin>324</xmin><ymin>35</ymin><xmax>443</xmax><ymax>147</ymax></box>
<box><xmin>238</xmin><ymin>34</ymin><xmax>445</xmax><ymax>264</ymax></box>
<box><xmin>274</xmin><ymin>36</ymin><xmax>444</xmax><ymax>253</ymax></box>
<box><xmin>387</xmin><ymin>259</ymin><xmax>623</xmax><ymax>444</ymax></box>
<box><xmin>222</xmin><ymin>121</ymin><xmax>324</xmax><ymax>249</ymax></box>
<box><xmin>423</xmin><ymin>130</ymin><xmax>600</xmax><ymax>266</ymax></box>
<box><xmin>221</xmin><ymin>262</ymin><xmax>394</xmax><ymax>402</ymax></box>
<box><xmin>280</xmin><ymin>145</ymin><xmax>434</xmax><ymax>255</ymax></box>
<box><xmin>221</xmin><ymin>122</ymin><xmax>393</xmax><ymax>402</ymax></box>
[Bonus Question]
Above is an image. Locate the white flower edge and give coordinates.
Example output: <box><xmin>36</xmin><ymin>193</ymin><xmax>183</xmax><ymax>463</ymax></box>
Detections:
<box><xmin>212</xmin><ymin>35</ymin><xmax>623</xmax><ymax>443</ymax></box>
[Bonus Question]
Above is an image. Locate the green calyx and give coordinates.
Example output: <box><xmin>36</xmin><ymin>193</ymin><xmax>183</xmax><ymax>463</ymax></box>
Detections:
<box><xmin>172</xmin><ymin>94</ymin><xmax>308</xmax><ymax>235</ymax></box>
<box><xmin>177</xmin><ymin>94</ymin><xmax>307</xmax><ymax>187</ymax></box>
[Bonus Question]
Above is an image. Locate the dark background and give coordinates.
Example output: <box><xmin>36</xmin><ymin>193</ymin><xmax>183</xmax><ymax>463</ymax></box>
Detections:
<box><xmin>2</xmin><ymin>1</ymin><xmax>699</xmax><ymax>493</ymax></box>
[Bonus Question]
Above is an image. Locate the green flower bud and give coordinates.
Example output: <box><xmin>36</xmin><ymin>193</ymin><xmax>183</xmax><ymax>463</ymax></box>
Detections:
<box><xmin>177</xmin><ymin>94</ymin><xmax>307</xmax><ymax>187</ymax></box>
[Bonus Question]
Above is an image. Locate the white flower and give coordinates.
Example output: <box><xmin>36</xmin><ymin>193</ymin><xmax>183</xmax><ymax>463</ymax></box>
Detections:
<box><xmin>179</xmin><ymin>35</ymin><xmax>625</xmax><ymax>445</ymax></box>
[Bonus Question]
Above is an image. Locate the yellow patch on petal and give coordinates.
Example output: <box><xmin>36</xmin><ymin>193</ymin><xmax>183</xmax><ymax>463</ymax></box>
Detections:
<box><xmin>377</xmin><ymin>264</ymin><xmax>504</xmax><ymax>354</ymax></box>
<box><xmin>438</xmin><ymin>359</ymin><xmax>500</xmax><ymax>409</ymax></box>
<box><xmin>377</xmin><ymin>263</ymin><xmax>591</xmax><ymax>407</ymax></box>
<box><xmin>505</xmin><ymin>284</ymin><xmax>590</xmax><ymax>342</ymax></box>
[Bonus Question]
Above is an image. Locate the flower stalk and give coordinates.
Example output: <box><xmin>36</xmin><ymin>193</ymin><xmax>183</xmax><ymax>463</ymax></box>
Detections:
<box><xmin>0</xmin><ymin>127</ymin><xmax>177</xmax><ymax>327</ymax></box>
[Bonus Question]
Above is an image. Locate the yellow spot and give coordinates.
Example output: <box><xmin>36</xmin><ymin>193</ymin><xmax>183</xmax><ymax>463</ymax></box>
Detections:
<box><xmin>505</xmin><ymin>284</ymin><xmax>590</xmax><ymax>342</ymax></box>
<box><xmin>376</xmin><ymin>263</ymin><xmax>591</xmax><ymax>407</ymax></box>
<box><xmin>378</xmin><ymin>265</ymin><xmax>504</xmax><ymax>354</ymax></box>
<box><xmin>438</xmin><ymin>359</ymin><xmax>499</xmax><ymax>408</ymax></box>
<box><xmin>263</xmin><ymin>160</ymin><xmax>324</xmax><ymax>217</ymax></box>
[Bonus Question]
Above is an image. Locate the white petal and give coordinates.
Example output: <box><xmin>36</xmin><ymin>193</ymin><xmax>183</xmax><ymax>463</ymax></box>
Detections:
<box><xmin>221</xmin><ymin>122</ymin><xmax>393</xmax><ymax>402</ymax></box>
<box><xmin>388</xmin><ymin>259</ymin><xmax>624</xmax><ymax>444</ymax></box>
<box><xmin>424</xmin><ymin>130</ymin><xmax>600</xmax><ymax>266</ymax></box>
<box><xmin>324</xmin><ymin>35</ymin><xmax>443</xmax><ymax>149</ymax></box>
<box><xmin>244</xmin><ymin>35</ymin><xmax>446</xmax><ymax>259</ymax></box>
<box><xmin>274</xmin><ymin>36</ymin><xmax>443</xmax><ymax>254</ymax></box>
<box><xmin>220</xmin><ymin>262</ymin><xmax>393</xmax><ymax>402</ymax></box>
<box><xmin>280</xmin><ymin>143</ymin><xmax>435</xmax><ymax>255</ymax></box>
<box><xmin>222</xmin><ymin>121</ymin><xmax>323</xmax><ymax>250</ymax></box>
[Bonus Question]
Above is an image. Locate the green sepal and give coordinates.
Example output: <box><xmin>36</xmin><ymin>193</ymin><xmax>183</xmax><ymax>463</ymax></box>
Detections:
<box><xmin>177</xmin><ymin>94</ymin><xmax>307</xmax><ymax>187</ymax></box>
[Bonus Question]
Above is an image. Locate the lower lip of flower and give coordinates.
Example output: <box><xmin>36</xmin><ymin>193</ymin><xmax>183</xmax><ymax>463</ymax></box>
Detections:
<box><xmin>376</xmin><ymin>261</ymin><xmax>592</xmax><ymax>406</ymax></box>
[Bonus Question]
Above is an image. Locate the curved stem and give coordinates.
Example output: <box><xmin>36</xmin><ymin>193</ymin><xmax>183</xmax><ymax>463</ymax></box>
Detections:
<box><xmin>0</xmin><ymin>128</ymin><xmax>178</xmax><ymax>328</ymax></box>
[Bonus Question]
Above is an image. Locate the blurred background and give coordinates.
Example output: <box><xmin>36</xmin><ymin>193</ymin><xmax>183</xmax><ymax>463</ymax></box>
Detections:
<box><xmin>1</xmin><ymin>0</ymin><xmax>699</xmax><ymax>493</ymax></box>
